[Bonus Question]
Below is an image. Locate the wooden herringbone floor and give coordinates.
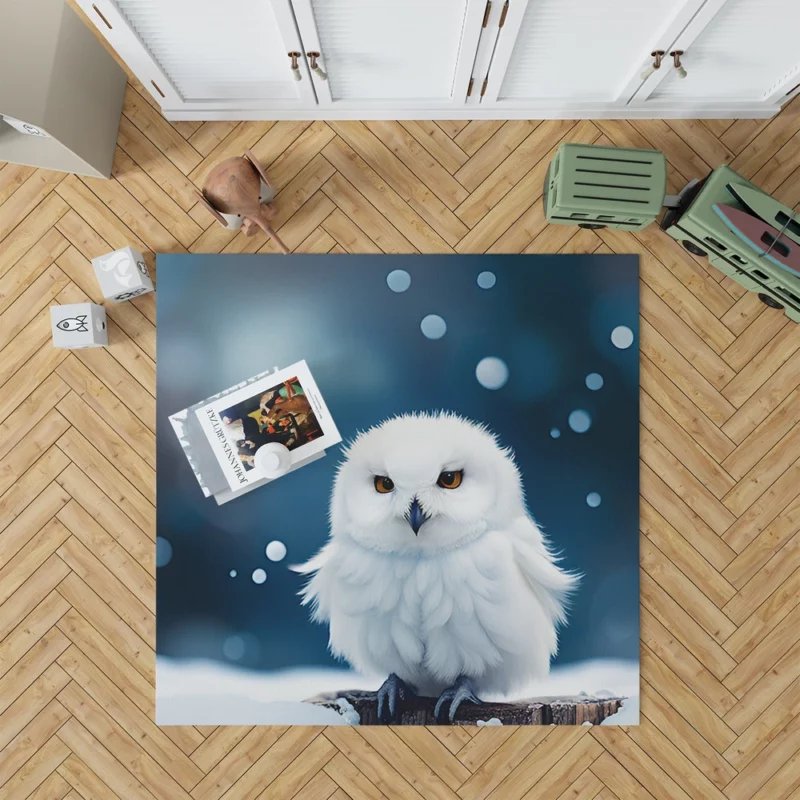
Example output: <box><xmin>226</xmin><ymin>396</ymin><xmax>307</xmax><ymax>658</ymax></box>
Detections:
<box><xmin>3</xmin><ymin>53</ymin><xmax>800</xmax><ymax>800</ymax></box>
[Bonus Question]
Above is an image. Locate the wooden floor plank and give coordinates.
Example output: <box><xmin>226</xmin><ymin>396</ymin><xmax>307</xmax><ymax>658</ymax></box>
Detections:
<box><xmin>116</xmin><ymin>115</ymin><xmax>200</xmax><ymax>212</ymax></box>
<box><xmin>190</xmin><ymin>726</ymin><xmax>288</xmax><ymax>800</ymax></box>
<box><xmin>639</xmin><ymin>678</ymin><xmax>737</xmax><ymax>790</ymax></box>
<box><xmin>0</xmin><ymin>591</ymin><xmax>70</xmax><ymax>681</ymax></box>
<box><xmin>0</xmin><ymin>450</ymin><xmax>70</xmax><ymax>542</ymax></box>
<box><xmin>723</xmin><ymin>496</ymin><xmax>800</xmax><ymax>589</ymax></box>
<box><xmin>321</xmin><ymin>173</ymin><xmax>414</xmax><ymax>253</ymax></box>
<box><xmin>57</xmin><ymin>681</ymin><xmax>194</xmax><ymax>800</ymax></box>
<box><xmin>322</xmin><ymin>137</ymin><xmax>453</xmax><ymax>253</ymax></box>
<box><xmin>641</xmin><ymin>608</ymin><xmax>738</xmax><ymax>716</ymax></box>
<box><xmin>364</xmin><ymin>120</ymin><xmax>469</xmax><ymax>210</ymax></box>
<box><xmin>28</xmin><ymin>771</ymin><xmax>72</xmax><ymax>800</ymax></box>
<box><xmin>0</xmin><ymin>193</ymin><xmax>69</xmax><ymax>276</ymax></box>
<box><xmin>57</xmin><ymin>720</ymin><xmax>155</xmax><ymax>800</ymax></box>
<box><xmin>1</xmin><ymin>733</ymin><xmax>70</xmax><ymax>800</ymax></box>
<box><xmin>56</xmin><ymin>570</ymin><xmax>154</xmax><ymax>683</ymax></box>
<box><xmin>724</xmin><ymin>638</ymin><xmax>800</xmax><ymax>734</ymax></box>
<box><xmin>641</xmin><ymin>534</ymin><xmax>736</xmax><ymax>643</ymax></box>
<box><xmin>207</xmin><ymin>727</ymin><xmax>324</xmax><ymax>800</ymax></box>
<box><xmin>329</xmin><ymin>121</ymin><xmax>468</xmax><ymax>246</ymax></box>
<box><xmin>0</xmin><ymin>518</ymin><xmax>72</xmax><ymax>609</ymax></box>
<box><xmin>55</xmin><ymin>426</ymin><xmax>154</xmax><ymax>533</ymax></box>
<box><xmin>589</xmin><ymin>751</ymin><xmax>655</xmax><ymax>800</ymax></box>
<box><xmin>0</xmin><ymin>170</ymin><xmax>64</xmax><ymax>244</ymax></box>
<box><xmin>322</xmin><ymin>752</ymin><xmax>386</xmax><ymax>800</ymax></box>
<box><xmin>57</xmin><ymin>645</ymin><xmax>204</xmax><ymax>785</ymax></box>
<box><xmin>122</xmin><ymin>85</ymin><xmax>202</xmax><ymax>176</ymax></box>
<box><xmin>723</xmin><ymin>535</ymin><xmax>800</xmax><ymax>647</ymax></box>
<box><xmin>642</xmin><ymin>572</ymin><xmax>738</xmax><ymax>683</ymax></box>
<box><xmin>400</xmin><ymin>120</ymin><xmax>470</xmax><ymax>175</ymax></box>
<box><xmin>0</xmin><ymin>663</ymin><xmax>70</xmax><ymax>755</ymax></box>
<box><xmin>454</xmin><ymin>120</ymin><xmax>574</xmax><ymax>228</ymax></box>
<box><xmin>0</xmin><ymin>163</ymin><xmax>36</xmax><ymax>207</ymax></box>
<box><xmin>0</xmin><ymin>698</ymin><xmax>71</xmax><ymax>790</ymax></box>
<box><xmin>0</xmin><ymin>228</ymin><xmax>68</xmax><ymax>317</ymax></box>
<box><xmin>458</xmin><ymin>121</ymin><xmax>596</xmax><ymax>248</ymax></box>
<box><xmin>640</xmin><ymin>644</ymin><xmax>737</xmax><ymax>752</ymax></box>
<box><xmin>111</xmin><ymin>147</ymin><xmax>203</xmax><ymax>249</ymax></box>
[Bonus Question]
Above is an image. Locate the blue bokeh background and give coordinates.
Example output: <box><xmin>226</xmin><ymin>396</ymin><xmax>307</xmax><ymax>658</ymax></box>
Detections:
<box><xmin>156</xmin><ymin>254</ymin><xmax>639</xmax><ymax>670</ymax></box>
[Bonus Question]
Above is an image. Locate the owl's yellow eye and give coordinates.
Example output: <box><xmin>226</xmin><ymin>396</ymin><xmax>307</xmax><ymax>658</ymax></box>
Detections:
<box><xmin>374</xmin><ymin>475</ymin><xmax>395</xmax><ymax>494</ymax></box>
<box><xmin>437</xmin><ymin>470</ymin><xmax>463</xmax><ymax>489</ymax></box>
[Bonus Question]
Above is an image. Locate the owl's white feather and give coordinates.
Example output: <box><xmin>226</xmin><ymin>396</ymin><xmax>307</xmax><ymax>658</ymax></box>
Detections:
<box><xmin>293</xmin><ymin>412</ymin><xmax>579</xmax><ymax>697</ymax></box>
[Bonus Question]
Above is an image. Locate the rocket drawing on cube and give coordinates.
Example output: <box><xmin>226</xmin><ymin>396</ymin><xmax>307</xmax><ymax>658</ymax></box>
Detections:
<box><xmin>50</xmin><ymin>303</ymin><xmax>107</xmax><ymax>349</ymax></box>
<box><xmin>92</xmin><ymin>246</ymin><xmax>154</xmax><ymax>302</ymax></box>
<box><xmin>294</xmin><ymin>412</ymin><xmax>580</xmax><ymax>724</ymax></box>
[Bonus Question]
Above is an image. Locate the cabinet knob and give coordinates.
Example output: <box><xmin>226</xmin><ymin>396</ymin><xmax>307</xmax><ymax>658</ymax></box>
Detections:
<box><xmin>670</xmin><ymin>50</ymin><xmax>687</xmax><ymax>79</ymax></box>
<box><xmin>288</xmin><ymin>52</ymin><xmax>302</xmax><ymax>81</ymax></box>
<box><xmin>307</xmin><ymin>52</ymin><xmax>328</xmax><ymax>81</ymax></box>
<box><xmin>640</xmin><ymin>50</ymin><xmax>665</xmax><ymax>81</ymax></box>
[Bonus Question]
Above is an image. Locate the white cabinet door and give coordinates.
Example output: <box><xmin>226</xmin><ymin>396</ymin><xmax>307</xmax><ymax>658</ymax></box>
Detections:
<box><xmin>481</xmin><ymin>0</ymin><xmax>705</xmax><ymax>110</ymax></box>
<box><xmin>632</xmin><ymin>0</ymin><xmax>800</xmax><ymax>109</ymax></box>
<box><xmin>77</xmin><ymin>0</ymin><xmax>317</xmax><ymax>112</ymax></box>
<box><xmin>289</xmin><ymin>0</ymin><xmax>486</xmax><ymax>109</ymax></box>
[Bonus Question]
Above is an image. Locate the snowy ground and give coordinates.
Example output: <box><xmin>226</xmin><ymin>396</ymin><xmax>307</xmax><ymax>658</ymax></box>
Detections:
<box><xmin>156</xmin><ymin>657</ymin><xmax>639</xmax><ymax>725</ymax></box>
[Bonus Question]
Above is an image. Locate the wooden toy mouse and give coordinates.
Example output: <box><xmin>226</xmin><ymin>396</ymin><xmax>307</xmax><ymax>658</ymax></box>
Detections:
<box><xmin>196</xmin><ymin>149</ymin><xmax>289</xmax><ymax>254</ymax></box>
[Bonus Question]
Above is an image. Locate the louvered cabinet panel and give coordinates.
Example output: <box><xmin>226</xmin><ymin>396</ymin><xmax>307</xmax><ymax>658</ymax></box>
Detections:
<box><xmin>295</xmin><ymin>0</ymin><xmax>475</xmax><ymax>103</ymax></box>
<box><xmin>114</xmin><ymin>0</ymin><xmax>295</xmax><ymax>100</ymax></box>
<box><xmin>496</xmin><ymin>0</ymin><xmax>696</xmax><ymax>102</ymax></box>
<box><xmin>648</xmin><ymin>0</ymin><xmax>800</xmax><ymax>102</ymax></box>
<box><xmin>76</xmin><ymin>0</ymin><xmax>316</xmax><ymax>110</ymax></box>
<box><xmin>76</xmin><ymin>0</ymin><xmax>793</xmax><ymax>117</ymax></box>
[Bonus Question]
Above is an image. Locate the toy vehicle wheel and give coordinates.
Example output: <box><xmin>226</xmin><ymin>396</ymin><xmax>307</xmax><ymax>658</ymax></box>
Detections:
<box><xmin>758</xmin><ymin>293</ymin><xmax>784</xmax><ymax>310</ymax></box>
<box><xmin>578</xmin><ymin>223</ymin><xmax>606</xmax><ymax>229</ymax></box>
<box><xmin>682</xmin><ymin>240</ymin><xmax>707</xmax><ymax>257</ymax></box>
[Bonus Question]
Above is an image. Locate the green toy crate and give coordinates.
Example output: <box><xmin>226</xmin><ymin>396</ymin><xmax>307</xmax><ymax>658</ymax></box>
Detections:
<box><xmin>544</xmin><ymin>143</ymin><xmax>667</xmax><ymax>231</ymax></box>
<box><xmin>661</xmin><ymin>164</ymin><xmax>800</xmax><ymax>323</ymax></box>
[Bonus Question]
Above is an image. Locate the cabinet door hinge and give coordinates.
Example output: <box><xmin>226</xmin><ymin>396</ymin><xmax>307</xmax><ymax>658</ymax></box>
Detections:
<box><xmin>499</xmin><ymin>0</ymin><xmax>509</xmax><ymax>27</ymax></box>
<box><xmin>482</xmin><ymin>1</ymin><xmax>492</xmax><ymax>27</ymax></box>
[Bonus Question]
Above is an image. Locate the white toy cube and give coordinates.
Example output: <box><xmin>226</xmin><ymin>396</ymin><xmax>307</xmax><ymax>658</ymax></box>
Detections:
<box><xmin>51</xmin><ymin>303</ymin><xmax>108</xmax><ymax>349</ymax></box>
<box><xmin>91</xmin><ymin>246</ymin><xmax>154</xmax><ymax>302</ymax></box>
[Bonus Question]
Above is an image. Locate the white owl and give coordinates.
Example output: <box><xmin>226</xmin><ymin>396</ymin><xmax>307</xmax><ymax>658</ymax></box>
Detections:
<box><xmin>293</xmin><ymin>412</ymin><xmax>579</xmax><ymax>722</ymax></box>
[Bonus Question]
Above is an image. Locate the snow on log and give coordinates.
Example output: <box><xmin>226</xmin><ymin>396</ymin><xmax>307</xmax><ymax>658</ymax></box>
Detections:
<box><xmin>304</xmin><ymin>690</ymin><xmax>625</xmax><ymax>725</ymax></box>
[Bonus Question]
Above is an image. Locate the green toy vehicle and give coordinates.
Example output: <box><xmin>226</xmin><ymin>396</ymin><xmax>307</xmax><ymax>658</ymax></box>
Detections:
<box><xmin>544</xmin><ymin>143</ymin><xmax>667</xmax><ymax>231</ymax></box>
<box><xmin>660</xmin><ymin>165</ymin><xmax>800</xmax><ymax>322</ymax></box>
<box><xmin>544</xmin><ymin>143</ymin><xmax>800</xmax><ymax>323</ymax></box>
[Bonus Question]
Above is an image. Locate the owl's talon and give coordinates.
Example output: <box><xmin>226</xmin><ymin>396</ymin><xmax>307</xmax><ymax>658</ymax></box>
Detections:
<box><xmin>375</xmin><ymin>673</ymin><xmax>417</xmax><ymax>723</ymax></box>
<box><xmin>434</xmin><ymin>676</ymin><xmax>482</xmax><ymax>723</ymax></box>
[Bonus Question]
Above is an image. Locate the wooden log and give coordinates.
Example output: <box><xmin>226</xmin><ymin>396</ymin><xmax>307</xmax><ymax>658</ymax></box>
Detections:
<box><xmin>304</xmin><ymin>690</ymin><xmax>625</xmax><ymax>726</ymax></box>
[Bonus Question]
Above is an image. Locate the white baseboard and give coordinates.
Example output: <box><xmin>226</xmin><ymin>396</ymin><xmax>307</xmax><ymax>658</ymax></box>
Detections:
<box><xmin>162</xmin><ymin>104</ymin><xmax>779</xmax><ymax>122</ymax></box>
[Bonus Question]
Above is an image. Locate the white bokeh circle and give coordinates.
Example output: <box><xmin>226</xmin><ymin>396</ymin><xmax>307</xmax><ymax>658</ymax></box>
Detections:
<box><xmin>568</xmin><ymin>409</ymin><xmax>592</xmax><ymax>433</ymax></box>
<box><xmin>477</xmin><ymin>271</ymin><xmax>496</xmax><ymax>289</ymax></box>
<box><xmin>611</xmin><ymin>326</ymin><xmax>634</xmax><ymax>349</ymax></box>
<box><xmin>252</xmin><ymin>568</ymin><xmax>267</xmax><ymax>585</ymax></box>
<box><xmin>476</xmin><ymin>357</ymin><xmax>509</xmax><ymax>390</ymax></box>
<box><xmin>266</xmin><ymin>541</ymin><xmax>287</xmax><ymax>562</ymax></box>
<box><xmin>386</xmin><ymin>270</ymin><xmax>411</xmax><ymax>292</ymax></box>
<box><xmin>585</xmin><ymin>373</ymin><xmax>604</xmax><ymax>390</ymax></box>
<box><xmin>420</xmin><ymin>314</ymin><xmax>447</xmax><ymax>339</ymax></box>
<box><xmin>156</xmin><ymin>537</ymin><xmax>173</xmax><ymax>568</ymax></box>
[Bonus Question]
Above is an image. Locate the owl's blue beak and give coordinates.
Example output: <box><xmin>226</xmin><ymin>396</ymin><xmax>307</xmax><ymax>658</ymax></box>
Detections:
<box><xmin>407</xmin><ymin>497</ymin><xmax>429</xmax><ymax>535</ymax></box>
